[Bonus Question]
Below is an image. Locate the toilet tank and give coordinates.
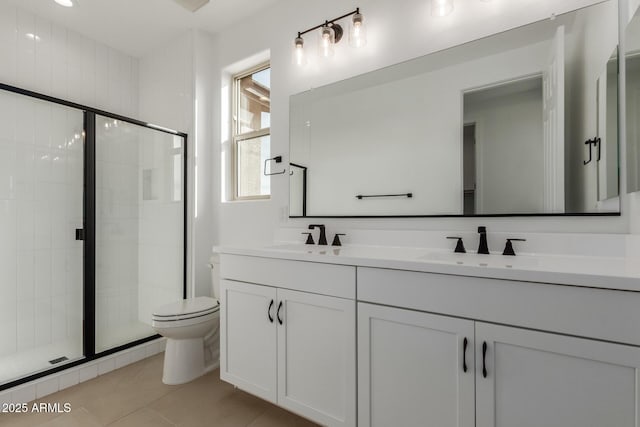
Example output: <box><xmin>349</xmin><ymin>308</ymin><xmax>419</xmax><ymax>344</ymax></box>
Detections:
<box><xmin>209</xmin><ymin>254</ymin><xmax>220</xmax><ymax>301</ymax></box>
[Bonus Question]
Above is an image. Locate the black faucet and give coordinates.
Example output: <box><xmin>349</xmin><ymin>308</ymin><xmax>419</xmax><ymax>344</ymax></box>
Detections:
<box><xmin>308</xmin><ymin>224</ymin><xmax>327</xmax><ymax>245</ymax></box>
<box><xmin>477</xmin><ymin>226</ymin><xmax>489</xmax><ymax>254</ymax></box>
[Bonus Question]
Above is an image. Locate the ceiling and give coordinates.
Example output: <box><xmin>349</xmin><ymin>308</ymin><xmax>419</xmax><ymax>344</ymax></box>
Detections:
<box><xmin>4</xmin><ymin>0</ymin><xmax>282</xmax><ymax>57</ymax></box>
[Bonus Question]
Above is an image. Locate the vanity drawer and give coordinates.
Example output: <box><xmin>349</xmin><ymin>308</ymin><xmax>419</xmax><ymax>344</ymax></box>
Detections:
<box><xmin>220</xmin><ymin>254</ymin><xmax>356</xmax><ymax>299</ymax></box>
<box><xmin>358</xmin><ymin>267</ymin><xmax>640</xmax><ymax>347</ymax></box>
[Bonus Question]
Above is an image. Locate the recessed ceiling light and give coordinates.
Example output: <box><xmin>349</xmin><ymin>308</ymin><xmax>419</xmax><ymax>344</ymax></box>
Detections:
<box><xmin>25</xmin><ymin>33</ymin><xmax>41</xmax><ymax>41</ymax></box>
<box><xmin>54</xmin><ymin>0</ymin><xmax>74</xmax><ymax>7</ymax></box>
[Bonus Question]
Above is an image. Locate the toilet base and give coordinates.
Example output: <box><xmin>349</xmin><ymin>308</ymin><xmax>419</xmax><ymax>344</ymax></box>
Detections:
<box><xmin>162</xmin><ymin>338</ymin><xmax>206</xmax><ymax>385</ymax></box>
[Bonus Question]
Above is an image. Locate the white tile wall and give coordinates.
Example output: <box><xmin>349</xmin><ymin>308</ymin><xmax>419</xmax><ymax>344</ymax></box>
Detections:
<box><xmin>77</xmin><ymin>364</ymin><xmax>98</xmax><ymax>383</ymax></box>
<box><xmin>0</xmin><ymin>3</ymin><xmax>138</xmax><ymax>116</ymax></box>
<box><xmin>0</xmin><ymin>0</ymin><xmax>140</xmax><ymax>378</ymax></box>
<box><xmin>57</xmin><ymin>370</ymin><xmax>78</xmax><ymax>391</ymax></box>
<box><xmin>0</xmin><ymin>93</ymin><xmax>84</xmax><ymax>366</ymax></box>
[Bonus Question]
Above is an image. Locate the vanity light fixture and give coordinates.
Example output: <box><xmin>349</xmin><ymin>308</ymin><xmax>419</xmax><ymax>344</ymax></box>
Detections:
<box><xmin>432</xmin><ymin>0</ymin><xmax>454</xmax><ymax>17</ymax></box>
<box><xmin>54</xmin><ymin>0</ymin><xmax>75</xmax><ymax>7</ymax></box>
<box><xmin>292</xmin><ymin>8</ymin><xmax>366</xmax><ymax>66</ymax></box>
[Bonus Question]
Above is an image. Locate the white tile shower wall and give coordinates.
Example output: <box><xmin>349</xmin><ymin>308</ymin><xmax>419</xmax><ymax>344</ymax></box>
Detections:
<box><xmin>0</xmin><ymin>89</ymin><xmax>84</xmax><ymax>362</ymax></box>
<box><xmin>0</xmin><ymin>3</ymin><xmax>138</xmax><ymax>117</ymax></box>
<box><xmin>0</xmin><ymin>1</ymin><xmax>140</xmax><ymax>359</ymax></box>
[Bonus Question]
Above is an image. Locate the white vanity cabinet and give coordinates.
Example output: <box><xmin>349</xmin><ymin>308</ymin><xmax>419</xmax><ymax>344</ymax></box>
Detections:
<box><xmin>358</xmin><ymin>302</ymin><xmax>640</xmax><ymax>427</ymax></box>
<box><xmin>219</xmin><ymin>254</ymin><xmax>356</xmax><ymax>427</ymax></box>
<box><xmin>358</xmin><ymin>267</ymin><xmax>640</xmax><ymax>427</ymax></box>
<box><xmin>218</xmin><ymin>250</ymin><xmax>640</xmax><ymax>427</ymax></box>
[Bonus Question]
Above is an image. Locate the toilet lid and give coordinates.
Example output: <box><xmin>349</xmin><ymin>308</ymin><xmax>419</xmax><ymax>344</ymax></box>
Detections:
<box><xmin>152</xmin><ymin>296</ymin><xmax>219</xmax><ymax>318</ymax></box>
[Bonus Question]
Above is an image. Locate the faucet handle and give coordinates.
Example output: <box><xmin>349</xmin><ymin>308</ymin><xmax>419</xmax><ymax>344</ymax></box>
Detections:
<box><xmin>332</xmin><ymin>233</ymin><xmax>346</xmax><ymax>246</ymax></box>
<box><xmin>446</xmin><ymin>237</ymin><xmax>466</xmax><ymax>253</ymax></box>
<box><xmin>503</xmin><ymin>238</ymin><xmax>526</xmax><ymax>256</ymax></box>
<box><xmin>301</xmin><ymin>232</ymin><xmax>315</xmax><ymax>245</ymax></box>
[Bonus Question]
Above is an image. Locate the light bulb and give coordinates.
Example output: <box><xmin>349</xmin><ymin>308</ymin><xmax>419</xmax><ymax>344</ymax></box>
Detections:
<box><xmin>54</xmin><ymin>0</ymin><xmax>74</xmax><ymax>7</ymax></box>
<box><xmin>432</xmin><ymin>0</ymin><xmax>454</xmax><ymax>17</ymax></box>
<box><xmin>319</xmin><ymin>25</ymin><xmax>334</xmax><ymax>58</ymax></box>
<box><xmin>349</xmin><ymin>12</ymin><xmax>367</xmax><ymax>48</ymax></box>
<box><xmin>292</xmin><ymin>36</ymin><xmax>307</xmax><ymax>66</ymax></box>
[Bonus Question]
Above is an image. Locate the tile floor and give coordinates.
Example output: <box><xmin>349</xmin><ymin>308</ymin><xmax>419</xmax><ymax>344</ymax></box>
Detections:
<box><xmin>0</xmin><ymin>354</ymin><xmax>318</xmax><ymax>427</ymax></box>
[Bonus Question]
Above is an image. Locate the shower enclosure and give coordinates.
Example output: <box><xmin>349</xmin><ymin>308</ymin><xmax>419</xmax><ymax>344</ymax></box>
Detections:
<box><xmin>0</xmin><ymin>84</ymin><xmax>186</xmax><ymax>389</ymax></box>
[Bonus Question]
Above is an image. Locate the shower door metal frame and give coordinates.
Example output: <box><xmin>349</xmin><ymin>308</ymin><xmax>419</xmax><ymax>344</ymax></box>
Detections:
<box><xmin>0</xmin><ymin>82</ymin><xmax>188</xmax><ymax>391</ymax></box>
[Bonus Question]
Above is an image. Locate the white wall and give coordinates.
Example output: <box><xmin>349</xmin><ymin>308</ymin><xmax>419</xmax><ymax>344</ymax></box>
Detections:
<box><xmin>211</xmin><ymin>0</ymin><xmax>633</xmax><ymax>248</ymax></box>
<box><xmin>0</xmin><ymin>1</ymin><xmax>138</xmax><ymax>359</ymax></box>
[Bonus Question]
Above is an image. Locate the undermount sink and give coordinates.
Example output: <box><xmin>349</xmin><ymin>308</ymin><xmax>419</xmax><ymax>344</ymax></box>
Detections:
<box><xmin>419</xmin><ymin>251</ymin><xmax>540</xmax><ymax>269</ymax></box>
<box><xmin>264</xmin><ymin>243</ymin><xmax>339</xmax><ymax>255</ymax></box>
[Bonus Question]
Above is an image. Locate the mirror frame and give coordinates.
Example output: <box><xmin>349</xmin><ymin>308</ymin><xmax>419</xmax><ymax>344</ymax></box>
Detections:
<box><xmin>288</xmin><ymin>2</ymin><xmax>623</xmax><ymax>219</ymax></box>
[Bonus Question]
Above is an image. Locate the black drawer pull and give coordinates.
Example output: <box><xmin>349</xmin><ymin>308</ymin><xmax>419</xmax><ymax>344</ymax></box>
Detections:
<box><xmin>268</xmin><ymin>299</ymin><xmax>274</xmax><ymax>323</ymax></box>
<box><xmin>277</xmin><ymin>301</ymin><xmax>283</xmax><ymax>325</ymax></box>
<box><xmin>482</xmin><ymin>341</ymin><xmax>488</xmax><ymax>378</ymax></box>
<box><xmin>463</xmin><ymin>337</ymin><xmax>468</xmax><ymax>373</ymax></box>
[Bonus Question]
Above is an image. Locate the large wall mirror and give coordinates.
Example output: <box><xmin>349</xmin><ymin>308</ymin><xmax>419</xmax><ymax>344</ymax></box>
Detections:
<box><xmin>627</xmin><ymin>1</ymin><xmax>640</xmax><ymax>193</ymax></box>
<box><xmin>289</xmin><ymin>0</ymin><xmax>620</xmax><ymax>217</ymax></box>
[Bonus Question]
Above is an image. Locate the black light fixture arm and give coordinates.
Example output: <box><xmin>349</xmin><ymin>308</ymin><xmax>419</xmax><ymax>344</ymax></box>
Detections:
<box><xmin>296</xmin><ymin>8</ymin><xmax>360</xmax><ymax>37</ymax></box>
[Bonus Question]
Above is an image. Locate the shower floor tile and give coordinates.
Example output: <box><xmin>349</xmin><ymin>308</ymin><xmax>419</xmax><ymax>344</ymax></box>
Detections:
<box><xmin>0</xmin><ymin>340</ymin><xmax>82</xmax><ymax>385</ymax></box>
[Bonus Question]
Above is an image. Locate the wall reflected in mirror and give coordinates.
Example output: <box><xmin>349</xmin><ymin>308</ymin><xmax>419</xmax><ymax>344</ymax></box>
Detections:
<box><xmin>627</xmin><ymin>1</ymin><xmax>640</xmax><ymax>193</ymax></box>
<box><xmin>290</xmin><ymin>0</ymin><xmax>620</xmax><ymax>217</ymax></box>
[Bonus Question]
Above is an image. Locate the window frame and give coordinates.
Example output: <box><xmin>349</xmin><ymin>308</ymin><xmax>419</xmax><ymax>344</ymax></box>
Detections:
<box><xmin>232</xmin><ymin>61</ymin><xmax>271</xmax><ymax>201</ymax></box>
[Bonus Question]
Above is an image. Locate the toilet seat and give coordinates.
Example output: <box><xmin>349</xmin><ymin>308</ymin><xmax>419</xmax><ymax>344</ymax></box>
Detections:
<box><xmin>152</xmin><ymin>296</ymin><xmax>219</xmax><ymax>324</ymax></box>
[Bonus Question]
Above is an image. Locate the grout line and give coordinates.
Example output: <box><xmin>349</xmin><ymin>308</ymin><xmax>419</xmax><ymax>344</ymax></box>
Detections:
<box><xmin>145</xmin><ymin>406</ymin><xmax>178</xmax><ymax>427</ymax></box>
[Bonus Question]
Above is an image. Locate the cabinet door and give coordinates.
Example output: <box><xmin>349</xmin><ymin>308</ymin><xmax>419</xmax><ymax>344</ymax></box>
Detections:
<box><xmin>220</xmin><ymin>279</ymin><xmax>277</xmax><ymax>403</ymax></box>
<box><xmin>476</xmin><ymin>322</ymin><xmax>640</xmax><ymax>427</ymax></box>
<box><xmin>277</xmin><ymin>288</ymin><xmax>356</xmax><ymax>427</ymax></box>
<box><xmin>358</xmin><ymin>303</ymin><xmax>475</xmax><ymax>427</ymax></box>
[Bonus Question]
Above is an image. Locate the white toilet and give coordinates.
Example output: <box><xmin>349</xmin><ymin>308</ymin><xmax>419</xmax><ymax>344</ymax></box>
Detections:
<box><xmin>152</xmin><ymin>256</ymin><xmax>220</xmax><ymax>385</ymax></box>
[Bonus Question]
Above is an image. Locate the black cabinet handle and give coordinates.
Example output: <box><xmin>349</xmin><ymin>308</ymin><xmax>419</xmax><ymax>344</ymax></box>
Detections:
<box><xmin>277</xmin><ymin>301</ymin><xmax>283</xmax><ymax>325</ymax></box>
<box><xmin>482</xmin><ymin>341</ymin><xmax>488</xmax><ymax>378</ymax></box>
<box><xmin>463</xmin><ymin>337</ymin><xmax>468</xmax><ymax>372</ymax></box>
<box><xmin>268</xmin><ymin>299</ymin><xmax>274</xmax><ymax>323</ymax></box>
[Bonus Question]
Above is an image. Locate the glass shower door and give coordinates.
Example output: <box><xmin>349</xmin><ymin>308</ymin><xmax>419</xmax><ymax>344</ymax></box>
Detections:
<box><xmin>0</xmin><ymin>89</ymin><xmax>84</xmax><ymax>383</ymax></box>
<box><xmin>94</xmin><ymin>115</ymin><xmax>185</xmax><ymax>353</ymax></box>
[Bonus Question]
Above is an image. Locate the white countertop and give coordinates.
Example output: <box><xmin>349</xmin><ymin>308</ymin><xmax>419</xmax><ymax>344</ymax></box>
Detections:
<box><xmin>215</xmin><ymin>243</ymin><xmax>640</xmax><ymax>292</ymax></box>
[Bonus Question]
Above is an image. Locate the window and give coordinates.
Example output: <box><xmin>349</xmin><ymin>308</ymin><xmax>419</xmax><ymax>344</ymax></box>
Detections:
<box><xmin>233</xmin><ymin>63</ymin><xmax>271</xmax><ymax>199</ymax></box>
